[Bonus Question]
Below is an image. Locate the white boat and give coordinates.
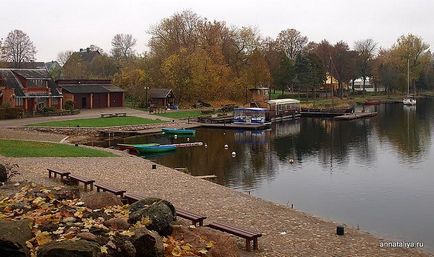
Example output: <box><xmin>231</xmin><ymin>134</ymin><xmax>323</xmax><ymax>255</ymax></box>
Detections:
<box><xmin>403</xmin><ymin>97</ymin><xmax>416</xmax><ymax>105</ymax></box>
<box><xmin>403</xmin><ymin>59</ymin><xmax>416</xmax><ymax>106</ymax></box>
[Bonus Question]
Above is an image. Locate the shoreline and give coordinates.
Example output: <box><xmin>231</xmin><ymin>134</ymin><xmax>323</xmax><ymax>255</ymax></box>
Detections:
<box><xmin>1</xmin><ymin>144</ymin><xmax>432</xmax><ymax>256</ymax></box>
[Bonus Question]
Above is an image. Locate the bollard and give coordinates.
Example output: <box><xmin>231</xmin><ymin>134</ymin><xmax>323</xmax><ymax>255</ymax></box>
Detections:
<box><xmin>152</xmin><ymin>164</ymin><xmax>157</xmax><ymax>169</ymax></box>
<box><xmin>336</xmin><ymin>225</ymin><xmax>345</xmax><ymax>236</ymax></box>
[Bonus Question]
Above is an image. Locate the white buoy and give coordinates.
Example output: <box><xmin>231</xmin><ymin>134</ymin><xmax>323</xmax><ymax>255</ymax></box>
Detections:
<box><xmin>231</xmin><ymin>151</ymin><xmax>236</xmax><ymax>157</ymax></box>
<box><xmin>289</xmin><ymin>159</ymin><xmax>294</xmax><ymax>164</ymax></box>
<box><xmin>174</xmin><ymin>135</ymin><xmax>178</xmax><ymax>139</ymax></box>
<box><xmin>224</xmin><ymin>144</ymin><xmax>229</xmax><ymax>149</ymax></box>
<box><xmin>187</xmin><ymin>138</ymin><xmax>190</xmax><ymax>142</ymax></box>
<box><xmin>204</xmin><ymin>143</ymin><xmax>208</xmax><ymax>148</ymax></box>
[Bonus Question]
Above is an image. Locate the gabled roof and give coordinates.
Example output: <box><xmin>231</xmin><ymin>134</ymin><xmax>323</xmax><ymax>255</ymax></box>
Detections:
<box><xmin>60</xmin><ymin>84</ymin><xmax>124</xmax><ymax>94</ymax></box>
<box><xmin>149</xmin><ymin>88</ymin><xmax>173</xmax><ymax>99</ymax></box>
<box><xmin>0</xmin><ymin>69</ymin><xmax>24</xmax><ymax>96</ymax></box>
<box><xmin>0</xmin><ymin>68</ymin><xmax>60</xmax><ymax>97</ymax></box>
<box><xmin>0</xmin><ymin>62</ymin><xmax>47</xmax><ymax>69</ymax></box>
<box><xmin>12</xmin><ymin>69</ymin><xmax>51</xmax><ymax>79</ymax></box>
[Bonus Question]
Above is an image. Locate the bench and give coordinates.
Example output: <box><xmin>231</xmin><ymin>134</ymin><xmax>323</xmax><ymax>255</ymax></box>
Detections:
<box><xmin>114</xmin><ymin>112</ymin><xmax>127</xmax><ymax>117</ymax></box>
<box><xmin>95</xmin><ymin>184</ymin><xmax>126</xmax><ymax>197</ymax></box>
<box><xmin>47</xmin><ymin>169</ymin><xmax>70</xmax><ymax>181</ymax></box>
<box><xmin>122</xmin><ymin>193</ymin><xmax>143</xmax><ymax>204</ymax></box>
<box><xmin>176</xmin><ymin>208</ymin><xmax>207</xmax><ymax>227</ymax></box>
<box><xmin>68</xmin><ymin>174</ymin><xmax>95</xmax><ymax>191</ymax></box>
<box><xmin>207</xmin><ymin>222</ymin><xmax>262</xmax><ymax>251</ymax></box>
<box><xmin>101</xmin><ymin>113</ymin><xmax>127</xmax><ymax>118</ymax></box>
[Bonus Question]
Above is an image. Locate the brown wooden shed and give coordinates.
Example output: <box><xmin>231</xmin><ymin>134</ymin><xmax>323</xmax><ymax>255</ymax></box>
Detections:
<box><xmin>148</xmin><ymin>88</ymin><xmax>175</xmax><ymax>108</ymax></box>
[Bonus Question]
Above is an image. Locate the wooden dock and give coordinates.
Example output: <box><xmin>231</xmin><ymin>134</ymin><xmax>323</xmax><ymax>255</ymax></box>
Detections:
<box><xmin>301</xmin><ymin>111</ymin><xmax>348</xmax><ymax>118</ymax></box>
<box><xmin>334</xmin><ymin>112</ymin><xmax>378</xmax><ymax>120</ymax></box>
<box><xmin>200</xmin><ymin>122</ymin><xmax>271</xmax><ymax>130</ymax></box>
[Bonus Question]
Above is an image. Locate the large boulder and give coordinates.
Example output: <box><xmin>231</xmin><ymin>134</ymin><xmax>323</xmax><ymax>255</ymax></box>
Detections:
<box><xmin>81</xmin><ymin>192</ymin><xmax>123</xmax><ymax>209</ymax></box>
<box><xmin>131</xmin><ymin>227</ymin><xmax>163</xmax><ymax>257</ymax></box>
<box><xmin>0</xmin><ymin>164</ymin><xmax>7</xmax><ymax>183</ymax></box>
<box><xmin>37</xmin><ymin>240</ymin><xmax>101</xmax><ymax>257</ymax></box>
<box><xmin>0</xmin><ymin>220</ymin><xmax>33</xmax><ymax>257</ymax></box>
<box><xmin>128</xmin><ymin>198</ymin><xmax>175</xmax><ymax>236</ymax></box>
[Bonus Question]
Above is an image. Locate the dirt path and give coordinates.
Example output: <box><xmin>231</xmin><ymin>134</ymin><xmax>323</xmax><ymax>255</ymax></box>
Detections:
<box><xmin>2</xmin><ymin>154</ymin><xmax>431</xmax><ymax>257</ymax></box>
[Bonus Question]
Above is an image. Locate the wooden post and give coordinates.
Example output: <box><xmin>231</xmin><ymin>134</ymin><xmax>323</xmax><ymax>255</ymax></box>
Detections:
<box><xmin>90</xmin><ymin>93</ymin><xmax>93</xmax><ymax>109</ymax></box>
<box><xmin>107</xmin><ymin>93</ymin><xmax>111</xmax><ymax>108</ymax></box>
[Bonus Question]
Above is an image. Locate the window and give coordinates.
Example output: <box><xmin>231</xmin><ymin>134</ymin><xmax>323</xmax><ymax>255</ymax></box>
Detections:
<box><xmin>15</xmin><ymin>97</ymin><xmax>23</xmax><ymax>106</ymax></box>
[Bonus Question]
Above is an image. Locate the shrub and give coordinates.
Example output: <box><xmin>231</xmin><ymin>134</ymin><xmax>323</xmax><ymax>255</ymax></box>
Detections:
<box><xmin>41</xmin><ymin>107</ymin><xmax>56</xmax><ymax>113</ymax></box>
<box><xmin>64</xmin><ymin>100</ymin><xmax>74</xmax><ymax>111</ymax></box>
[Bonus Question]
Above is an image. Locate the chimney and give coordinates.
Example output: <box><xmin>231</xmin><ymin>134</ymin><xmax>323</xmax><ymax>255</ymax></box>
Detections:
<box><xmin>79</xmin><ymin>48</ymin><xmax>83</xmax><ymax>52</ymax></box>
<box><xmin>86</xmin><ymin>48</ymin><xmax>90</xmax><ymax>52</ymax></box>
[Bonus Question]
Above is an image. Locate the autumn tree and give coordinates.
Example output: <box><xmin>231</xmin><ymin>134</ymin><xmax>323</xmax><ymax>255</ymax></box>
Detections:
<box><xmin>1</xmin><ymin>30</ymin><xmax>36</xmax><ymax>67</ymax></box>
<box><xmin>111</xmin><ymin>34</ymin><xmax>137</xmax><ymax>60</ymax></box>
<box><xmin>276</xmin><ymin>29</ymin><xmax>308</xmax><ymax>60</ymax></box>
<box><xmin>354</xmin><ymin>39</ymin><xmax>377</xmax><ymax>93</ymax></box>
<box><xmin>372</xmin><ymin>49</ymin><xmax>403</xmax><ymax>94</ymax></box>
<box><xmin>390</xmin><ymin>34</ymin><xmax>430</xmax><ymax>94</ymax></box>
<box><xmin>295</xmin><ymin>53</ymin><xmax>325</xmax><ymax>98</ymax></box>
<box><xmin>330</xmin><ymin>41</ymin><xmax>355</xmax><ymax>97</ymax></box>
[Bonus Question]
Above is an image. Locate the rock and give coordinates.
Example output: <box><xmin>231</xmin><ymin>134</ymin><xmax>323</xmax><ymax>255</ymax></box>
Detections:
<box><xmin>128</xmin><ymin>198</ymin><xmax>175</xmax><ymax>236</ymax></box>
<box><xmin>0</xmin><ymin>164</ymin><xmax>7</xmax><ymax>183</ymax></box>
<box><xmin>131</xmin><ymin>227</ymin><xmax>163</xmax><ymax>257</ymax></box>
<box><xmin>77</xmin><ymin>232</ymin><xmax>98</xmax><ymax>242</ymax></box>
<box><xmin>37</xmin><ymin>240</ymin><xmax>101</xmax><ymax>257</ymax></box>
<box><xmin>81</xmin><ymin>192</ymin><xmax>123</xmax><ymax>209</ymax></box>
<box><xmin>122</xmin><ymin>240</ymin><xmax>136</xmax><ymax>257</ymax></box>
<box><xmin>0</xmin><ymin>220</ymin><xmax>33</xmax><ymax>257</ymax></box>
<box><xmin>129</xmin><ymin>198</ymin><xmax>176</xmax><ymax>217</ymax></box>
<box><xmin>103</xmin><ymin>218</ymin><xmax>129</xmax><ymax>230</ymax></box>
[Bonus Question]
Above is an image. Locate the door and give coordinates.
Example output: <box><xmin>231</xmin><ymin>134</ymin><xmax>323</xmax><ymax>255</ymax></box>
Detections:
<box><xmin>81</xmin><ymin>97</ymin><xmax>87</xmax><ymax>108</ymax></box>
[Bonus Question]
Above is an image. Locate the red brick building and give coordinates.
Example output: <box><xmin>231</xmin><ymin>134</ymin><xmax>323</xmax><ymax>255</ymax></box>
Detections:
<box><xmin>57</xmin><ymin>80</ymin><xmax>124</xmax><ymax>109</ymax></box>
<box><xmin>0</xmin><ymin>68</ymin><xmax>62</xmax><ymax>112</ymax></box>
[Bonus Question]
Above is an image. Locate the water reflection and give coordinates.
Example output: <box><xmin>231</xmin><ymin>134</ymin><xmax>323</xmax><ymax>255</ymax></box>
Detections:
<box><xmin>89</xmin><ymin>98</ymin><xmax>434</xmax><ymax>250</ymax></box>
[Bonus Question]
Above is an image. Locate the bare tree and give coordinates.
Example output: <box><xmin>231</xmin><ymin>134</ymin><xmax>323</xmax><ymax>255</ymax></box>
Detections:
<box><xmin>111</xmin><ymin>34</ymin><xmax>137</xmax><ymax>60</ymax></box>
<box><xmin>276</xmin><ymin>29</ymin><xmax>308</xmax><ymax>60</ymax></box>
<box><xmin>354</xmin><ymin>39</ymin><xmax>377</xmax><ymax>92</ymax></box>
<box><xmin>1</xmin><ymin>30</ymin><xmax>37</xmax><ymax>67</ymax></box>
<box><xmin>56</xmin><ymin>50</ymin><xmax>73</xmax><ymax>66</ymax></box>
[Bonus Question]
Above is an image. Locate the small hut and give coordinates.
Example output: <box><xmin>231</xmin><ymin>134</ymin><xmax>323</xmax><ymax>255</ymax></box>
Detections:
<box><xmin>148</xmin><ymin>88</ymin><xmax>175</xmax><ymax>108</ymax></box>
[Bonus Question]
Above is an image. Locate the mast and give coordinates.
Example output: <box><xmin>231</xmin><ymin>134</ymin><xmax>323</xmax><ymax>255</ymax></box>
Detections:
<box><xmin>407</xmin><ymin>58</ymin><xmax>410</xmax><ymax>96</ymax></box>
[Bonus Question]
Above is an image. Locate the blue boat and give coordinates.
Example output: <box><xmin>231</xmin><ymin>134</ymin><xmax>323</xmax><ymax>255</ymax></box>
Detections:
<box><xmin>135</xmin><ymin>144</ymin><xmax>177</xmax><ymax>154</ymax></box>
<box><xmin>161</xmin><ymin>128</ymin><xmax>196</xmax><ymax>135</ymax></box>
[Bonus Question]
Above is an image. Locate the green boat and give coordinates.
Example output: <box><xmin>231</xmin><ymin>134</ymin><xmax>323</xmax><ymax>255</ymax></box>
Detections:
<box><xmin>161</xmin><ymin>128</ymin><xmax>196</xmax><ymax>135</ymax></box>
<box><xmin>135</xmin><ymin>144</ymin><xmax>177</xmax><ymax>154</ymax></box>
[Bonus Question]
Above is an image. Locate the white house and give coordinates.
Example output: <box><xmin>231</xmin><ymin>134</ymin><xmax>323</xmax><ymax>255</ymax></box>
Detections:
<box><xmin>350</xmin><ymin>77</ymin><xmax>385</xmax><ymax>92</ymax></box>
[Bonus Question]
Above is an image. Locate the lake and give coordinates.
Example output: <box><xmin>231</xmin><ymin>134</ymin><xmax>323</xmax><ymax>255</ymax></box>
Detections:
<box><xmin>95</xmin><ymin>98</ymin><xmax>434</xmax><ymax>251</ymax></box>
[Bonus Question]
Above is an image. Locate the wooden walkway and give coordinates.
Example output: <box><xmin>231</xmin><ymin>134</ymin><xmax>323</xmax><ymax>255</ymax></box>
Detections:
<box><xmin>334</xmin><ymin>112</ymin><xmax>378</xmax><ymax>120</ymax></box>
<box><xmin>200</xmin><ymin>123</ymin><xmax>271</xmax><ymax>130</ymax></box>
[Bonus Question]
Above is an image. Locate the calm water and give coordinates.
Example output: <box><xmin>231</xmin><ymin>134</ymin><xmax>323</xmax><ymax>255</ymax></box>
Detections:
<box><xmin>96</xmin><ymin>98</ymin><xmax>434</xmax><ymax>250</ymax></box>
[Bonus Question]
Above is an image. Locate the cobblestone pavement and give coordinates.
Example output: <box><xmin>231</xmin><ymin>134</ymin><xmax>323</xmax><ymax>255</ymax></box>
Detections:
<box><xmin>1</xmin><ymin>153</ymin><xmax>431</xmax><ymax>257</ymax></box>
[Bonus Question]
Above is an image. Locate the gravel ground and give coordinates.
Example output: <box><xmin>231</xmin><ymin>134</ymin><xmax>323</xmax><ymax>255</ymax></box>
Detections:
<box><xmin>0</xmin><ymin>128</ymin><xmax>66</xmax><ymax>142</ymax></box>
<box><xmin>1</xmin><ymin>153</ymin><xmax>431</xmax><ymax>257</ymax></box>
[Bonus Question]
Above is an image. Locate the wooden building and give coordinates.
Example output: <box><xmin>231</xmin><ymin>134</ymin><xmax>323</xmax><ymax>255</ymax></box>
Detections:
<box><xmin>148</xmin><ymin>88</ymin><xmax>175</xmax><ymax>108</ymax></box>
<box><xmin>0</xmin><ymin>68</ymin><xmax>62</xmax><ymax>112</ymax></box>
<box><xmin>57</xmin><ymin>80</ymin><xmax>124</xmax><ymax>109</ymax></box>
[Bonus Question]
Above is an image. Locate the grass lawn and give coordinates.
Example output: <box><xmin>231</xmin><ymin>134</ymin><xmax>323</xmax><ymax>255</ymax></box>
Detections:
<box><xmin>155</xmin><ymin>110</ymin><xmax>203</xmax><ymax>119</ymax></box>
<box><xmin>28</xmin><ymin>116</ymin><xmax>164</xmax><ymax>127</ymax></box>
<box><xmin>0</xmin><ymin>139</ymin><xmax>116</xmax><ymax>157</ymax></box>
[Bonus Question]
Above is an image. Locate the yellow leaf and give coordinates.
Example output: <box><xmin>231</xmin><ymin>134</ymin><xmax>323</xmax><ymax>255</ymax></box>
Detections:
<box><xmin>100</xmin><ymin>246</ymin><xmax>108</xmax><ymax>254</ymax></box>
<box><xmin>206</xmin><ymin>241</ymin><xmax>214</xmax><ymax>249</ymax></box>
<box><xmin>171</xmin><ymin>246</ymin><xmax>182</xmax><ymax>256</ymax></box>
<box><xmin>198</xmin><ymin>249</ymin><xmax>208</xmax><ymax>255</ymax></box>
<box><xmin>181</xmin><ymin>244</ymin><xmax>191</xmax><ymax>251</ymax></box>
<box><xmin>35</xmin><ymin>231</ymin><xmax>52</xmax><ymax>246</ymax></box>
<box><xmin>120</xmin><ymin>230</ymin><xmax>135</xmax><ymax>237</ymax></box>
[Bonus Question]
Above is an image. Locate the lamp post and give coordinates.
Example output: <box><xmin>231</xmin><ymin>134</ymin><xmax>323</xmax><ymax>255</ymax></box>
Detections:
<box><xmin>144</xmin><ymin>86</ymin><xmax>149</xmax><ymax>108</ymax></box>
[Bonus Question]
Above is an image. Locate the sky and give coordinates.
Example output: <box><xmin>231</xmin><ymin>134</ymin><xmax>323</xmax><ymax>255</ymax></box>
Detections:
<box><xmin>1</xmin><ymin>0</ymin><xmax>434</xmax><ymax>62</ymax></box>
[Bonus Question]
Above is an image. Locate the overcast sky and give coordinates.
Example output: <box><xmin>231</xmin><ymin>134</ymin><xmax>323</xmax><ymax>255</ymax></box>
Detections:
<box><xmin>1</xmin><ymin>0</ymin><xmax>433</xmax><ymax>62</ymax></box>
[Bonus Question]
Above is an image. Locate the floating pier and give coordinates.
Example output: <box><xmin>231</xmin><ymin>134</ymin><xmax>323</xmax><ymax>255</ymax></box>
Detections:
<box><xmin>200</xmin><ymin>122</ymin><xmax>271</xmax><ymax>130</ymax></box>
<box><xmin>334</xmin><ymin>112</ymin><xmax>378</xmax><ymax>120</ymax></box>
<box><xmin>301</xmin><ymin>111</ymin><xmax>348</xmax><ymax>118</ymax></box>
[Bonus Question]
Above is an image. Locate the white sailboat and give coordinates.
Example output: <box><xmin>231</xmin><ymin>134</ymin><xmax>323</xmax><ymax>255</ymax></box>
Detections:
<box><xmin>403</xmin><ymin>59</ymin><xmax>416</xmax><ymax>105</ymax></box>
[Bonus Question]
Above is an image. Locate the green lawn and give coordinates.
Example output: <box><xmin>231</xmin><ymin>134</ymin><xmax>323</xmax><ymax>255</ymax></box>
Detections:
<box><xmin>28</xmin><ymin>116</ymin><xmax>164</xmax><ymax>127</ymax></box>
<box><xmin>155</xmin><ymin>110</ymin><xmax>203</xmax><ymax>119</ymax></box>
<box><xmin>0</xmin><ymin>139</ymin><xmax>116</xmax><ymax>157</ymax></box>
